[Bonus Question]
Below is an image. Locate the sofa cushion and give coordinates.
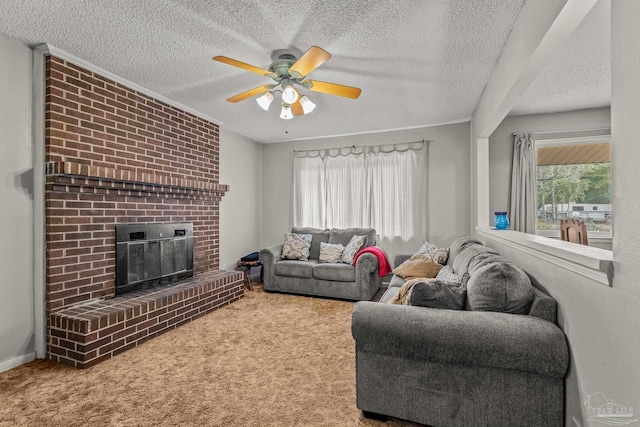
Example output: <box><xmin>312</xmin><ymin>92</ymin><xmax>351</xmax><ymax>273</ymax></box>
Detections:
<box><xmin>448</xmin><ymin>236</ymin><xmax>483</xmax><ymax>267</ymax></box>
<box><xmin>292</xmin><ymin>227</ymin><xmax>329</xmax><ymax>260</ymax></box>
<box><xmin>529</xmin><ymin>286</ymin><xmax>558</xmax><ymax>323</ymax></box>
<box><xmin>274</xmin><ymin>260</ymin><xmax>318</xmax><ymax>278</ymax></box>
<box><xmin>388</xmin><ymin>274</ymin><xmax>405</xmax><ymax>289</ymax></box>
<box><xmin>467</xmin><ymin>251</ymin><xmax>504</xmax><ymax>275</ymax></box>
<box><xmin>329</xmin><ymin>228</ymin><xmax>376</xmax><ymax>248</ymax></box>
<box><xmin>312</xmin><ymin>263</ymin><xmax>356</xmax><ymax>282</ymax></box>
<box><xmin>452</xmin><ymin>243</ymin><xmax>499</xmax><ymax>276</ymax></box>
<box><xmin>341</xmin><ymin>235</ymin><xmax>368</xmax><ymax>264</ymax></box>
<box><xmin>409</xmin><ymin>277</ymin><xmax>467</xmax><ymax>310</ymax></box>
<box><xmin>319</xmin><ymin>242</ymin><xmax>345</xmax><ymax>263</ymax></box>
<box><xmin>466</xmin><ymin>262</ymin><xmax>534</xmax><ymax>314</ymax></box>
<box><xmin>394</xmin><ymin>255</ymin><xmax>443</xmax><ymax>280</ymax></box>
<box><xmin>380</xmin><ymin>286</ymin><xmax>400</xmax><ymax>303</ymax></box>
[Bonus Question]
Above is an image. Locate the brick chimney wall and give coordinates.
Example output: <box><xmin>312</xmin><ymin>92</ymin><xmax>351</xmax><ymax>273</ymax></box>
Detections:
<box><xmin>45</xmin><ymin>55</ymin><xmax>227</xmax><ymax>315</ymax></box>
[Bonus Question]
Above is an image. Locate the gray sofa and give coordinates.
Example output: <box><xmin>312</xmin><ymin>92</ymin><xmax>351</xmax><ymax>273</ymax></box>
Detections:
<box><xmin>351</xmin><ymin>236</ymin><xmax>569</xmax><ymax>426</ymax></box>
<box><xmin>259</xmin><ymin>227</ymin><xmax>382</xmax><ymax>301</ymax></box>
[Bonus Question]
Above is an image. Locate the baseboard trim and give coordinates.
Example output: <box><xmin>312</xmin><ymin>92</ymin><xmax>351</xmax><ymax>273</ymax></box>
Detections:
<box><xmin>0</xmin><ymin>352</ymin><xmax>36</xmax><ymax>373</ymax></box>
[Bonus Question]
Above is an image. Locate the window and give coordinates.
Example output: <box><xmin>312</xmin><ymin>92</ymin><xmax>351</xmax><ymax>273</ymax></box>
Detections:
<box><xmin>292</xmin><ymin>142</ymin><xmax>428</xmax><ymax>260</ymax></box>
<box><xmin>535</xmin><ymin>136</ymin><xmax>612</xmax><ymax>237</ymax></box>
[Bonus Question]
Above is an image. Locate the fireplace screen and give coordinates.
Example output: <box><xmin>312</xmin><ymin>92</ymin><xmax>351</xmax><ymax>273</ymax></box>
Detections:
<box><xmin>115</xmin><ymin>222</ymin><xmax>194</xmax><ymax>295</ymax></box>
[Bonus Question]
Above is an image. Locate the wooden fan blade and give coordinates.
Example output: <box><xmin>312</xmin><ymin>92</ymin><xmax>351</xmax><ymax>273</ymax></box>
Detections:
<box><xmin>288</xmin><ymin>46</ymin><xmax>331</xmax><ymax>79</ymax></box>
<box><xmin>226</xmin><ymin>85</ymin><xmax>272</xmax><ymax>103</ymax></box>
<box><xmin>306</xmin><ymin>80</ymin><xmax>362</xmax><ymax>99</ymax></box>
<box><xmin>213</xmin><ymin>56</ymin><xmax>277</xmax><ymax>78</ymax></box>
<box><xmin>291</xmin><ymin>99</ymin><xmax>304</xmax><ymax>116</ymax></box>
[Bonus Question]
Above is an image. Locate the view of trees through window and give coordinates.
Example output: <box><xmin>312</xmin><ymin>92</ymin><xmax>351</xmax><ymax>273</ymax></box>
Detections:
<box><xmin>536</xmin><ymin>163</ymin><xmax>612</xmax><ymax>232</ymax></box>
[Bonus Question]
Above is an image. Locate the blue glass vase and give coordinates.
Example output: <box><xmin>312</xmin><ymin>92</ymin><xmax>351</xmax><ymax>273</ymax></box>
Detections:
<box><xmin>494</xmin><ymin>212</ymin><xmax>509</xmax><ymax>230</ymax></box>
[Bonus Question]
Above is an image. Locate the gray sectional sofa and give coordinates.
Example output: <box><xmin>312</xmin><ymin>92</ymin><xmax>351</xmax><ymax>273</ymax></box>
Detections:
<box><xmin>259</xmin><ymin>227</ymin><xmax>382</xmax><ymax>301</ymax></box>
<box><xmin>351</xmin><ymin>236</ymin><xmax>569</xmax><ymax>426</ymax></box>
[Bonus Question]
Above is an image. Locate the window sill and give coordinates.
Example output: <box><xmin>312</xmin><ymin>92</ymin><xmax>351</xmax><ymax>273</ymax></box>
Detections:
<box><xmin>536</xmin><ymin>229</ymin><xmax>612</xmax><ymax>240</ymax></box>
<box><xmin>476</xmin><ymin>226</ymin><xmax>613</xmax><ymax>287</ymax></box>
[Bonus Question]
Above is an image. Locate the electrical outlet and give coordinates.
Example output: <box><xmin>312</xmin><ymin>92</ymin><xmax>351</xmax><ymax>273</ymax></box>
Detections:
<box><xmin>222</xmin><ymin>264</ymin><xmax>227</xmax><ymax>270</ymax></box>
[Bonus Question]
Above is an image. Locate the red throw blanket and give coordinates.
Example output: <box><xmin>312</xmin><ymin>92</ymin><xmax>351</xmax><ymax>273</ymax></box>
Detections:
<box><xmin>353</xmin><ymin>246</ymin><xmax>392</xmax><ymax>277</ymax></box>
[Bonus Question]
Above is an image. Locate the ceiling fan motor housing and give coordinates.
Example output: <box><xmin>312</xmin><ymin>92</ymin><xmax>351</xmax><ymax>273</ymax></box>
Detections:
<box><xmin>269</xmin><ymin>54</ymin><xmax>298</xmax><ymax>81</ymax></box>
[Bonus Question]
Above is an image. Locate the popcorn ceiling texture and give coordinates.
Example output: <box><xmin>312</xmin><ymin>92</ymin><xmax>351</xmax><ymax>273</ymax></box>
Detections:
<box><xmin>2</xmin><ymin>0</ymin><xmax>607</xmax><ymax>143</ymax></box>
<box><xmin>510</xmin><ymin>0</ymin><xmax>610</xmax><ymax>116</ymax></box>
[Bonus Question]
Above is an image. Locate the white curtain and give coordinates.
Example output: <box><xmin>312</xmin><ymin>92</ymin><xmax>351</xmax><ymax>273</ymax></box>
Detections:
<box><xmin>292</xmin><ymin>154</ymin><xmax>325</xmax><ymax>228</ymax></box>
<box><xmin>324</xmin><ymin>151</ymin><xmax>369</xmax><ymax>229</ymax></box>
<box><xmin>292</xmin><ymin>142</ymin><xmax>428</xmax><ymax>261</ymax></box>
<box><xmin>369</xmin><ymin>147</ymin><xmax>428</xmax><ymax>258</ymax></box>
<box><xmin>510</xmin><ymin>133</ymin><xmax>537</xmax><ymax>233</ymax></box>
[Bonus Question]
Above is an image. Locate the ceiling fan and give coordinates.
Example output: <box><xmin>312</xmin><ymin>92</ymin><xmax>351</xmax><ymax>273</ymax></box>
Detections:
<box><xmin>213</xmin><ymin>46</ymin><xmax>361</xmax><ymax>119</ymax></box>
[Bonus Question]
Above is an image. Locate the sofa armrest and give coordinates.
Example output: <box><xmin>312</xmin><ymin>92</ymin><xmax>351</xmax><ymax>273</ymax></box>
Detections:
<box><xmin>351</xmin><ymin>302</ymin><xmax>569</xmax><ymax>378</ymax></box>
<box><xmin>259</xmin><ymin>245</ymin><xmax>283</xmax><ymax>290</ymax></box>
<box><xmin>354</xmin><ymin>252</ymin><xmax>382</xmax><ymax>300</ymax></box>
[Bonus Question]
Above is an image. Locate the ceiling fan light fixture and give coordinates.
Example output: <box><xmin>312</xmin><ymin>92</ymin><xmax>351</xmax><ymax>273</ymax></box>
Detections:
<box><xmin>280</xmin><ymin>104</ymin><xmax>293</xmax><ymax>120</ymax></box>
<box><xmin>299</xmin><ymin>95</ymin><xmax>316</xmax><ymax>114</ymax></box>
<box><xmin>214</xmin><ymin>46</ymin><xmax>362</xmax><ymax>119</ymax></box>
<box><xmin>281</xmin><ymin>85</ymin><xmax>299</xmax><ymax>104</ymax></box>
<box><xmin>256</xmin><ymin>91</ymin><xmax>274</xmax><ymax>111</ymax></box>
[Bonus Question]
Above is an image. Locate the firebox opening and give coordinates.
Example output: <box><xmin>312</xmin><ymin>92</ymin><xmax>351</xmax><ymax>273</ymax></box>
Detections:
<box><xmin>115</xmin><ymin>222</ymin><xmax>194</xmax><ymax>295</ymax></box>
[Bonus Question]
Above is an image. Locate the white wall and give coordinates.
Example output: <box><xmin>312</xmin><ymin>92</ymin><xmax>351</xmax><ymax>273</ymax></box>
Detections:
<box><xmin>608</xmin><ymin>0</ymin><xmax>640</xmax><ymax>418</ymax></box>
<box><xmin>477</xmin><ymin>3</ymin><xmax>640</xmax><ymax>425</ymax></box>
<box><xmin>219</xmin><ymin>128</ymin><xmax>262</xmax><ymax>271</ymax></box>
<box><xmin>0</xmin><ymin>35</ymin><xmax>35</xmax><ymax>371</ymax></box>
<box><xmin>260</xmin><ymin>123</ymin><xmax>471</xmax><ymax>251</ymax></box>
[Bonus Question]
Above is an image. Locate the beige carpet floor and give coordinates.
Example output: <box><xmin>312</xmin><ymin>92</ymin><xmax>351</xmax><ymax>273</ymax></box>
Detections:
<box><xmin>0</xmin><ymin>284</ymin><xmax>421</xmax><ymax>427</ymax></box>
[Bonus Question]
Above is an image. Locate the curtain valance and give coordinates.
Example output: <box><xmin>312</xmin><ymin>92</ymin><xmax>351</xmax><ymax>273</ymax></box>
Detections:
<box><xmin>293</xmin><ymin>140</ymin><xmax>427</xmax><ymax>158</ymax></box>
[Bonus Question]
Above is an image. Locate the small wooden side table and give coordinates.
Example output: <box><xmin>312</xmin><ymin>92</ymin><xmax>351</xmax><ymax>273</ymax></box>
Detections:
<box><xmin>235</xmin><ymin>260</ymin><xmax>262</xmax><ymax>291</ymax></box>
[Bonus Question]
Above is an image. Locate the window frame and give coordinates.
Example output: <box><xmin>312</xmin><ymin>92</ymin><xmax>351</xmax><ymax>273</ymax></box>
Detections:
<box><xmin>534</xmin><ymin>134</ymin><xmax>612</xmax><ymax>241</ymax></box>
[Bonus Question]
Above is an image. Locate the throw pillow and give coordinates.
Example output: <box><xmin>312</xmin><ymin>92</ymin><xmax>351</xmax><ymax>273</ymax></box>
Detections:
<box><xmin>393</xmin><ymin>254</ymin><xmax>443</xmax><ymax>280</ymax></box>
<box><xmin>408</xmin><ymin>275</ymin><xmax>469</xmax><ymax>310</ymax></box>
<box><xmin>389</xmin><ymin>277</ymin><xmax>433</xmax><ymax>304</ymax></box>
<box><xmin>292</xmin><ymin>227</ymin><xmax>329</xmax><ymax>260</ymax></box>
<box><xmin>418</xmin><ymin>241</ymin><xmax>450</xmax><ymax>265</ymax></box>
<box><xmin>319</xmin><ymin>242</ymin><xmax>345</xmax><ymax>263</ymax></box>
<box><xmin>281</xmin><ymin>233</ymin><xmax>313</xmax><ymax>261</ymax></box>
<box><xmin>341</xmin><ymin>235</ymin><xmax>367</xmax><ymax>264</ymax></box>
<box><xmin>466</xmin><ymin>262</ymin><xmax>534</xmax><ymax>314</ymax></box>
<box><xmin>435</xmin><ymin>265</ymin><xmax>460</xmax><ymax>283</ymax></box>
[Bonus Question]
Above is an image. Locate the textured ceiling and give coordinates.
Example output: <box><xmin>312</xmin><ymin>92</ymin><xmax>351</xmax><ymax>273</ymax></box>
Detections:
<box><xmin>510</xmin><ymin>0</ymin><xmax>610</xmax><ymax>116</ymax></box>
<box><xmin>0</xmin><ymin>0</ymin><xmax>610</xmax><ymax>143</ymax></box>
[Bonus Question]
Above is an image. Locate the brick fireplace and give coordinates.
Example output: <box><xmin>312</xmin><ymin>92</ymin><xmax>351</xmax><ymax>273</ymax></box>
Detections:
<box><xmin>44</xmin><ymin>55</ymin><xmax>243</xmax><ymax>368</ymax></box>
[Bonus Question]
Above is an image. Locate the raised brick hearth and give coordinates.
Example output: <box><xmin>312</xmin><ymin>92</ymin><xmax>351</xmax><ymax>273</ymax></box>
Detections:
<box><xmin>49</xmin><ymin>270</ymin><xmax>243</xmax><ymax>368</ymax></box>
<box><xmin>44</xmin><ymin>54</ymin><xmax>239</xmax><ymax>367</ymax></box>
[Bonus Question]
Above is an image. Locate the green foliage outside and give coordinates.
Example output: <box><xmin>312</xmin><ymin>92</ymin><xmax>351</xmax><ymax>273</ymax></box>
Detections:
<box><xmin>536</xmin><ymin>163</ymin><xmax>611</xmax><ymax>232</ymax></box>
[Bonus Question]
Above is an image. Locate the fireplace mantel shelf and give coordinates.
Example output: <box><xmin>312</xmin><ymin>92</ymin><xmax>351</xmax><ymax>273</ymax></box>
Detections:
<box><xmin>45</xmin><ymin>161</ymin><xmax>229</xmax><ymax>195</ymax></box>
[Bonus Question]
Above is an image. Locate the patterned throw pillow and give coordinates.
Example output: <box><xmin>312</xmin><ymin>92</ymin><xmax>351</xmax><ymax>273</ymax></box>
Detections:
<box><xmin>435</xmin><ymin>265</ymin><xmax>461</xmax><ymax>283</ymax></box>
<box><xmin>417</xmin><ymin>241</ymin><xmax>450</xmax><ymax>265</ymax></box>
<box><xmin>281</xmin><ymin>233</ymin><xmax>313</xmax><ymax>261</ymax></box>
<box><xmin>341</xmin><ymin>235</ymin><xmax>367</xmax><ymax>264</ymax></box>
<box><xmin>319</xmin><ymin>242</ymin><xmax>345</xmax><ymax>263</ymax></box>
